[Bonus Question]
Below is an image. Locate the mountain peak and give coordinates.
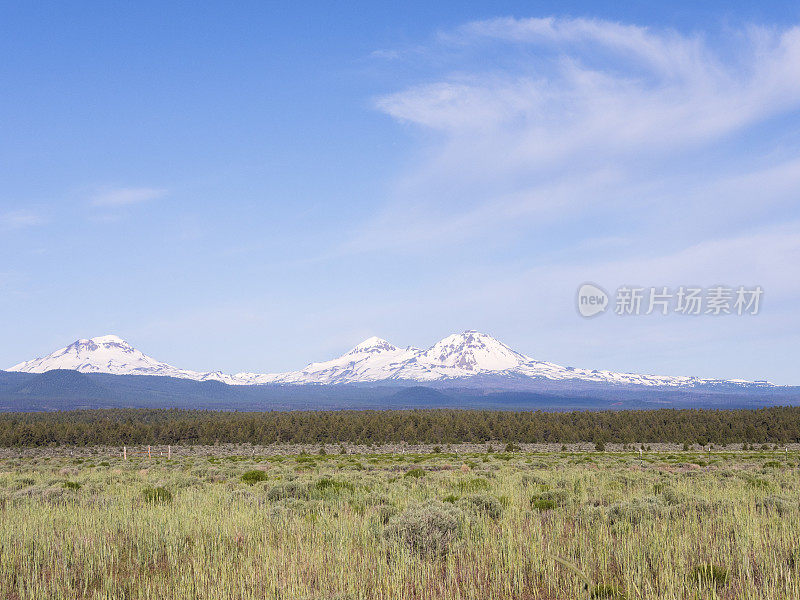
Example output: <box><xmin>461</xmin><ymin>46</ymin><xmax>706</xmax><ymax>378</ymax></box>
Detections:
<box><xmin>7</xmin><ymin>330</ymin><xmax>772</xmax><ymax>390</ymax></box>
<box><xmin>89</xmin><ymin>334</ymin><xmax>128</xmax><ymax>345</ymax></box>
<box><xmin>421</xmin><ymin>330</ymin><xmax>529</xmax><ymax>372</ymax></box>
<box><xmin>347</xmin><ymin>336</ymin><xmax>398</xmax><ymax>354</ymax></box>
<box><xmin>64</xmin><ymin>335</ymin><xmax>131</xmax><ymax>351</ymax></box>
<box><xmin>7</xmin><ymin>334</ymin><xmax>208</xmax><ymax>381</ymax></box>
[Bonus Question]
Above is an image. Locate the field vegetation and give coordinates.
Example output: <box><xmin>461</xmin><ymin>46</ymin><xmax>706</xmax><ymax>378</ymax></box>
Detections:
<box><xmin>1</xmin><ymin>407</ymin><xmax>799</xmax><ymax>447</ymax></box>
<box><xmin>0</xmin><ymin>446</ymin><xmax>798</xmax><ymax>599</ymax></box>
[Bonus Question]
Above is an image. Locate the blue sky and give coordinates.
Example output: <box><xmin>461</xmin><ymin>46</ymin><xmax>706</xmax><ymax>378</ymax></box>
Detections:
<box><xmin>2</xmin><ymin>1</ymin><xmax>799</xmax><ymax>383</ymax></box>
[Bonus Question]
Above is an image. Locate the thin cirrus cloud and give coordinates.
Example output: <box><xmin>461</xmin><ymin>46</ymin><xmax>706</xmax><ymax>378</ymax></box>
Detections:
<box><xmin>90</xmin><ymin>187</ymin><xmax>167</xmax><ymax>208</ymax></box>
<box><xmin>384</xmin><ymin>17</ymin><xmax>800</xmax><ymax>142</ymax></box>
<box><xmin>360</xmin><ymin>17</ymin><xmax>800</xmax><ymax>253</ymax></box>
<box><xmin>0</xmin><ymin>210</ymin><xmax>44</xmax><ymax>230</ymax></box>
<box><xmin>341</xmin><ymin>16</ymin><xmax>800</xmax><ymax>378</ymax></box>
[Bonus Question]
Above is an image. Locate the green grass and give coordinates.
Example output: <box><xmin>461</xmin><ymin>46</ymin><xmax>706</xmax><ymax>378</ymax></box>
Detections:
<box><xmin>240</xmin><ymin>469</ymin><xmax>269</xmax><ymax>485</ymax></box>
<box><xmin>141</xmin><ymin>486</ymin><xmax>173</xmax><ymax>504</ymax></box>
<box><xmin>404</xmin><ymin>468</ymin><xmax>425</xmax><ymax>478</ymax></box>
<box><xmin>531</xmin><ymin>497</ymin><xmax>557</xmax><ymax>511</ymax></box>
<box><xmin>0</xmin><ymin>449</ymin><xmax>797</xmax><ymax>598</ymax></box>
<box><xmin>692</xmin><ymin>563</ymin><xmax>730</xmax><ymax>587</ymax></box>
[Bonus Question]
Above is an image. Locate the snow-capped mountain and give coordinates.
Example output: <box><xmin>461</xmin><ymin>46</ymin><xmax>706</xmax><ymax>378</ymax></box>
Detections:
<box><xmin>390</xmin><ymin>331</ymin><xmax>533</xmax><ymax>381</ymax></box>
<box><xmin>255</xmin><ymin>330</ymin><xmax>759</xmax><ymax>387</ymax></box>
<box><xmin>235</xmin><ymin>337</ymin><xmax>421</xmax><ymax>385</ymax></box>
<box><xmin>7</xmin><ymin>331</ymin><xmax>775</xmax><ymax>389</ymax></box>
<box><xmin>8</xmin><ymin>335</ymin><xmax>240</xmax><ymax>384</ymax></box>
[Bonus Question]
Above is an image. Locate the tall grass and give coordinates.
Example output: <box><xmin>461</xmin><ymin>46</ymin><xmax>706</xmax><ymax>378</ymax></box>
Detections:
<box><xmin>0</xmin><ymin>450</ymin><xmax>797</xmax><ymax>598</ymax></box>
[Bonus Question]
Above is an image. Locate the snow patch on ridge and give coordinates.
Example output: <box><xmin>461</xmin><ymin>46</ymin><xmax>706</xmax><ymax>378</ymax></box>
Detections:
<box><xmin>7</xmin><ymin>331</ymin><xmax>774</xmax><ymax>389</ymax></box>
<box><xmin>8</xmin><ymin>335</ymin><xmax>240</xmax><ymax>384</ymax></box>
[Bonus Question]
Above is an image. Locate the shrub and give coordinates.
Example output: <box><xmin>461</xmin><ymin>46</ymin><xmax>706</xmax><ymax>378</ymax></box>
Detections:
<box><xmin>745</xmin><ymin>476</ymin><xmax>772</xmax><ymax>490</ymax></box>
<box><xmin>384</xmin><ymin>500</ymin><xmax>463</xmax><ymax>557</ymax></box>
<box><xmin>577</xmin><ymin>504</ymin><xmax>606</xmax><ymax>524</ymax></box>
<box><xmin>595</xmin><ymin>440</ymin><xmax>606</xmax><ymax>452</ymax></box>
<box><xmin>756</xmin><ymin>495</ymin><xmax>794</xmax><ymax>515</ymax></box>
<box><xmin>376</xmin><ymin>504</ymin><xmax>397</xmax><ymax>525</ymax></box>
<box><xmin>142</xmin><ymin>487</ymin><xmax>172</xmax><ymax>504</ymax></box>
<box><xmin>692</xmin><ymin>563</ymin><xmax>729</xmax><ymax>587</ymax></box>
<box><xmin>530</xmin><ymin>489</ymin><xmax>569</xmax><ymax>511</ymax></box>
<box><xmin>607</xmin><ymin>496</ymin><xmax>666</xmax><ymax>525</ymax></box>
<box><xmin>63</xmin><ymin>481</ymin><xmax>81</xmax><ymax>490</ymax></box>
<box><xmin>504</xmin><ymin>443</ymin><xmax>521</xmax><ymax>452</ymax></box>
<box><xmin>656</xmin><ymin>485</ymin><xmax>685</xmax><ymax>505</ymax></box>
<box><xmin>521</xmin><ymin>474</ymin><xmax>549</xmax><ymax>488</ymax></box>
<box><xmin>531</xmin><ymin>498</ymin><xmax>556</xmax><ymax>511</ymax></box>
<box><xmin>404</xmin><ymin>468</ymin><xmax>425</xmax><ymax>479</ymax></box>
<box><xmin>266</xmin><ymin>481</ymin><xmax>310</xmax><ymax>501</ymax></box>
<box><xmin>228</xmin><ymin>489</ymin><xmax>259</xmax><ymax>506</ymax></box>
<box><xmin>241</xmin><ymin>470</ymin><xmax>269</xmax><ymax>485</ymax></box>
<box><xmin>458</xmin><ymin>493</ymin><xmax>503</xmax><ymax>520</ymax></box>
<box><xmin>267</xmin><ymin>497</ymin><xmax>316</xmax><ymax>518</ymax></box>
<box><xmin>457</xmin><ymin>477</ymin><xmax>490</xmax><ymax>493</ymax></box>
<box><xmin>314</xmin><ymin>478</ymin><xmax>355</xmax><ymax>495</ymax></box>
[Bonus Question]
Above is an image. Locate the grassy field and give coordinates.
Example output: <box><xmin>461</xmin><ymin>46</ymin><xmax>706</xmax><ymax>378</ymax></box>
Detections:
<box><xmin>0</xmin><ymin>447</ymin><xmax>797</xmax><ymax>599</ymax></box>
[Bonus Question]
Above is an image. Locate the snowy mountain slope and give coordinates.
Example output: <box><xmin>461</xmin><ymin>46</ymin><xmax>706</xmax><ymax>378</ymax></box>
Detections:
<box><xmin>8</xmin><ymin>335</ymin><xmax>240</xmax><ymax>384</ymax></box>
<box><xmin>388</xmin><ymin>331</ymin><xmax>531</xmax><ymax>381</ymax></box>
<box><xmin>261</xmin><ymin>330</ymin><xmax>725</xmax><ymax>387</ymax></box>
<box><xmin>7</xmin><ymin>331</ymin><xmax>776</xmax><ymax>389</ymax></box>
<box><xmin>235</xmin><ymin>337</ymin><xmax>421</xmax><ymax>384</ymax></box>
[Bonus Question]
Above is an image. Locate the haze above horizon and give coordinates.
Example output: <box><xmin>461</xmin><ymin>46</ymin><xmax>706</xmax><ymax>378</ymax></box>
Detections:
<box><xmin>2</xmin><ymin>1</ymin><xmax>799</xmax><ymax>384</ymax></box>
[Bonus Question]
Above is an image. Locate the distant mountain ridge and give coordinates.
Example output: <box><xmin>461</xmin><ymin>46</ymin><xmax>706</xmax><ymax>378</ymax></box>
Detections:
<box><xmin>8</xmin><ymin>335</ymin><xmax>240</xmax><ymax>384</ymax></box>
<box><xmin>11</xmin><ymin>369</ymin><xmax>115</xmax><ymax>400</ymax></box>
<box><xmin>0</xmin><ymin>369</ymin><xmax>796</xmax><ymax>413</ymax></box>
<box><xmin>8</xmin><ymin>331</ymin><xmax>777</xmax><ymax>390</ymax></box>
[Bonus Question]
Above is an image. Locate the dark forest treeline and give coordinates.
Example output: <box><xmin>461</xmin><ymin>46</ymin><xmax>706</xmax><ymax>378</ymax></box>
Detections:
<box><xmin>0</xmin><ymin>407</ymin><xmax>798</xmax><ymax>446</ymax></box>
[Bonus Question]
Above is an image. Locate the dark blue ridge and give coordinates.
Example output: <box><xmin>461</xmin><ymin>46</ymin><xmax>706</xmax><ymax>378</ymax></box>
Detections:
<box><xmin>0</xmin><ymin>370</ymin><xmax>797</xmax><ymax>412</ymax></box>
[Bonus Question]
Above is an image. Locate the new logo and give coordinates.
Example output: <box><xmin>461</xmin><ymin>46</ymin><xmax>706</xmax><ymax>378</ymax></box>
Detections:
<box><xmin>577</xmin><ymin>283</ymin><xmax>609</xmax><ymax>318</ymax></box>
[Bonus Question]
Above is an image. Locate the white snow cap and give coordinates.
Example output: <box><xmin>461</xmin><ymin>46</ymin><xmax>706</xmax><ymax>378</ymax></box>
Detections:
<box><xmin>7</xmin><ymin>331</ymin><xmax>772</xmax><ymax>388</ymax></box>
<box><xmin>7</xmin><ymin>334</ymin><xmax>239</xmax><ymax>384</ymax></box>
<box><xmin>88</xmin><ymin>334</ymin><xmax>127</xmax><ymax>344</ymax></box>
<box><xmin>347</xmin><ymin>336</ymin><xmax>398</xmax><ymax>354</ymax></box>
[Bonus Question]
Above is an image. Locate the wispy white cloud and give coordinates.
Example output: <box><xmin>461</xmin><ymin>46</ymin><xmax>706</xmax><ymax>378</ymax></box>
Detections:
<box><xmin>370</xmin><ymin>49</ymin><xmax>402</xmax><ymax>60</ymax></box>
<box><xmin>338</xmin><ymin>16</ymin><xmax>800</xmax><ymax>384</ymax></box>
<box><xmin>386</xmin><ymin>17</ymin><xmax>800</xmax><ymax>143</ymax></box>
<box><xmin>90</xmin><ymin>187</ymin><xmax>167</xmax><ymax>207</ymax></box>
<box><xmin>361</xmin><ymin>17</ymin><xmax>800</xmax><ymax>251</ymax></box>
<box><xmin>0</xmin><ymin>210</ymin><xmax>44</xmax><ymax>230</ymax></box>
